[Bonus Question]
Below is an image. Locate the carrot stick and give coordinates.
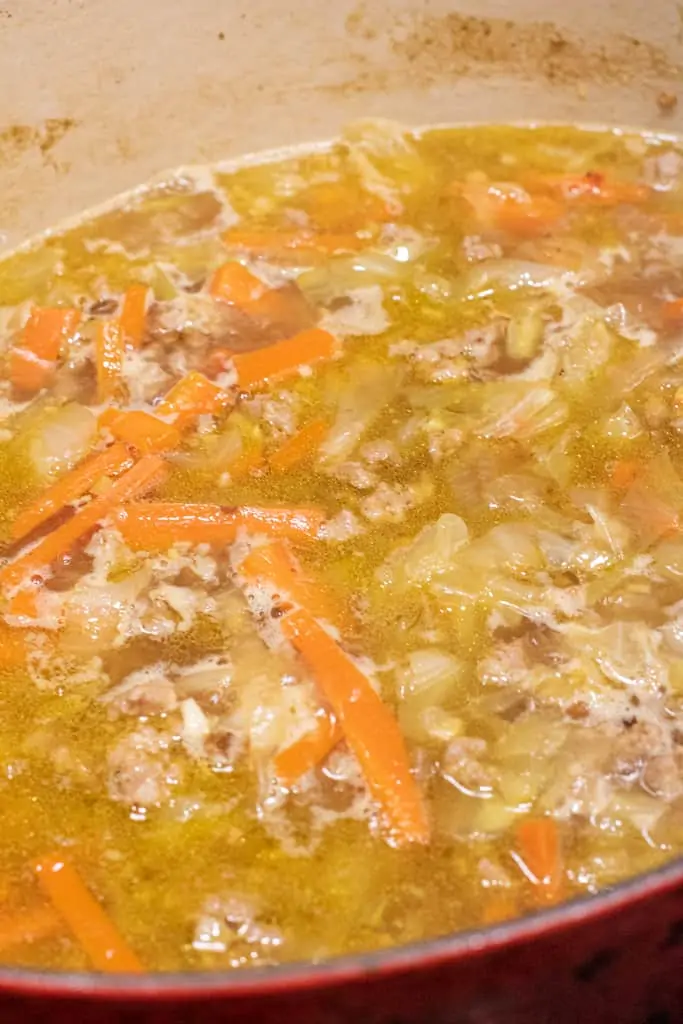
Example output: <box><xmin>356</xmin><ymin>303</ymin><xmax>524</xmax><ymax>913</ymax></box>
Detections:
<box><xmin>155</xmin><ymin>372</ymin><xmax>231</xmax><ymax>429</ymax></box>
<box><xmin>233</xmin><ymin>328</ymin><xmax>337</xmax><ymax>390</ymax></box>
<box><xmin>281</xmin><ymin>610</ymin><xmax>429</xmax><ymax>845</ymax></box>
<box><xmin>620</xmin><ymin>481</ymin><xmax>679</xmax><ymax>544</ymax></box>
<box><xmin>6</xmin><ymin>587</ymin><xmax>40</xmax><ymax>621</ymax></box>
<box><xmin>274</xmin><ymin>709</ymin><xmax>343</xmax><ymax>786</ymax></box>
<box><xmin>95</xmin><ymin>320</ymin><xmax>125</xmax><ymax>403</ymax></box>
<box><xmin>35</xmin><ymin>855</ymin><xmax>144</xmax><ymax>972</ymax></box>
<box><xmin>20</xmin><ymin>308</ymin><xmax>81</xmax><ymax>361</ymax></box>
<box><xmin>662</xmin><ymin>298</ymin><xmax>683</xmax><ymax>326</ymax></box>
<box><xmin>303</xmin><ymin>182</ymin><xmax>394</xmax><ymax>230</ymax></box>
<box><xmin>493</xmin><ymin>194</ymin><xmax>564</xmax><ymax>237</ymax></box>
<box><xmin>527</xmin><ymin>171</ymin><xmax>650</xmax><ymax>206</ymax></box>
<box><xmin>223</xmin><ymin>441</ymin><xmax>265</xmax><ymax>480</ymax></box>
<box><xmin>0</xmin><ymin>455</ymin><xmax>167</xmax><ymax>590</ymax></box>
<box><xmin>210</xmin><ymin>262</ymin><xmax>268</xmax><ymax>305</ymax></box>
<box><xmin>269</xmin><ymin>419</ymin><xmax>328</xmax><ymax>472</ymax></box>
<box><xmin>246</xmin><ymin>282</ymin><xmax>315</xmax><ymax>331</ymax></box>
<box><xmin>113</xmin><ymin>503</ymin><xmax>325</xmax><ymax>551</ymax></box>
<box><xmin>453</xmin><ymin>181</ymin><xmax>563</xmax><ymax>237</ymax></box>
<box><xmin>516</xmin><ymin>818</ymin><xmax>564</xmax><ymax>903</ymax></box>
<box><xmin>10</xmin><ymin>307</ymin><xmax>81</xmax><ymax>395</ymax></box>
<box><xmin>239</xmin><ymin>541</ymin><xmax>339</xmax><ymax>623</ymax></box>
<box><xmin>238</xmin><ymin>504</ymin><xmax>325</xmax><ymax>539</ymax></box>
<box><xmin>9</xmin><ymin>350</ymin><xmax>56</xmax><ymax>395</ymax></box>
<box><xmin>99</xmin><ymin>409</ymin><xmax>180</xmax><ymax>454</ymax></box>
<box><xmin>11</xmin><ymin>442</ymin><xmax>135</xmax><ymax>542</ymax></box>
<box><xmin>0</xmin><ymin>903</ymin><xmax>61</xmax><ymax>953</ymax></box>
<box><xmin>119</xmin><ymin>285</ymin><xmax>150</xmax><ymax>348</ymax></box>
<box><xmin>610</xmin><ymin>458</ymin><xmax>641</xmax><ymax>492</ymax></box>
<box><xmin>223</xmin><ymin>228</ymin><xmax>365</xmax><ymax>258</ymax></box>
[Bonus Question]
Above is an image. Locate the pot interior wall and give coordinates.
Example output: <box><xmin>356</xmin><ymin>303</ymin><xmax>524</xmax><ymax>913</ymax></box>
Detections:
<box><xmin>0</xmin><ymin>0</ymin><xmax>682</xmax><ymax>249</ymax></box>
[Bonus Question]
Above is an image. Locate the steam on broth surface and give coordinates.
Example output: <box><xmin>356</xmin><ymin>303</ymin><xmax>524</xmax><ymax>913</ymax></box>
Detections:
<box><xmin>0</xmin><ymin>121</ymin><xmax>682</xmax><ymax>970</ymax></box>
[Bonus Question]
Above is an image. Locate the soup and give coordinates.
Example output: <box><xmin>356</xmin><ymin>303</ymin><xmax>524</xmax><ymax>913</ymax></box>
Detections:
<box><xmin>0</xmin><ymin>121</ymin><xmax>682</xmax><ymax>972</ymax></box>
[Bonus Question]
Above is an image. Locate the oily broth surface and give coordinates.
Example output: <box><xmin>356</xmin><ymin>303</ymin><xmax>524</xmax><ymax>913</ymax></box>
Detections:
<box><xmin>0</xmin><ymin>124</ymin><xmax>680</xmax><ymax>970</ymax></box>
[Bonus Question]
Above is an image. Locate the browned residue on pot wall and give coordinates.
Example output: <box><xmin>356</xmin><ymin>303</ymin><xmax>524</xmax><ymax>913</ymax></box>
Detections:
<box><xmin>0</xmin><ymin>118</ymin><xmax>76</xmax><ymax>162</ymax></box>
<box><xmin>345</xmin><ymin>7</ymin><xmax>682</xmax><ymax>89</ymax></box>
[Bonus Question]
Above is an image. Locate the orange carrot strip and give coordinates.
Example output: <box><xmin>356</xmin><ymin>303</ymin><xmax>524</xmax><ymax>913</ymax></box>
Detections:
<box><xmin>6</xmin><ymin>587</ymin><xmax>40</xmax><ymax>621</ymax></box>
<box><xmin>453</xmin><ymin>181</ymin><xmax>563</xmax><ymax>237</ymax></box>
<box><xmin>516</xmin><ymin>818</ymin><xmax>564</xmax><ymax>903</ymax></box>
<box><xmin>274</xmin><ymin>709</ymin><xmax>343</xmax><ymax>786</ymax></box>
<box><xmin>0</xmin><ymin>455</ymin><xmax>167</xmax><ymax>590</ymax></box>
<box><xmin>95</xmin><ymin>320</ymin><xmax>125</xmax><ymax>403</ymax></box>
<box><xmin>11</xmin><ymin>442</ymin><xmax>135</xmax><ymax>542</ymax></box>
<box><xmin>223</xmin><ymin>229</ymin><xmax>365</xmax><ymax>257</ymax></box>
<box><xmin>233</xmin><ymin>329</ymin><xmax>337</xmax><ymax>390</ymax></box>
<box><xmin>235</xmin><ymin>508</ymin><xmax>325</xmax><ymax>543</ymax></box>
<box><xmin>303</xmin><ymin>182</ymin><xmax>394</xmax><ymax>230</ymax></box>
<box><xmin>35</xmin><ymin>855</ymin><xmax>144</xmax><ymax>973</ymax></box>
<box><xmin>10</xmin><ymin>307</ymin><xmax>81</xmax><ymax>395</ymax></box>
<box><xmin>492</xmin><ymin>194</ymin><xmax>564</xmax><ymax>237</ymax></box>
<box><xmin>281</xmin><ymin>610</ymin><xmax>429</xmax><ymax>845</ymax></box>
<box><xmin>0</xmin><ymin>903</ymin><xmax>61</xmax><ymax>953</ymax></box>
<box><xmin>119</xmin><ymin>285</ymin><xmax>149</xmax><ymax>348</ymax></box>
<box><xmin>527</xmin><ymin>171</ymin><xmax>650</xmax><ymax>206</ymax></box>
<box><xmin>210</xmin><ymin>262</ymin><xmax>268</xmax><ymax>305</ymax></box>
<box><xmin>662</xmin><ymin>298</ymin><xmax>683</xmax><ymax>325</ymax></box>
<box><xmin>224</xmin><ymin>441</ymin><xmax>265</xmax><ymax>480</ymax></box>
<box><xmin>239</xmin><ymin>541</ymin><xmax>339</xmax><ymax>624</ymax></box>
<box><xmin>9</xmin><ymin>351</ymin><xmax>56</xmax><ymax>395</ymax></box>
<box><xmin>114</xmin><ymin>503</ymin><xmax>325</xmax><ymax>551</ymax></box>
<box><xmin>620</xmin><ymin>481</ymin><xmax>679</xmax><ymax>544</ymax></box>
<box><xmin>269</xmin><ymin>419</ymin><xmax>327</xmax><ymax>472</ymax></box>
<box><xmin>155</xmin><ymin>372</ymin><xmax>231</xmax><ymax>429</ymax></box>
<box><xmin>20</xmin><ymin>308</ymin><xmax>81</xmax><ymax>362</ymax></box>
<box><xmin>99</xmin><ymin>410</ymin><xmax>180</xmax><ymax>454</ymax></box>
<box><xmin>610</xmin><ymin>458</ymin><xmax>641</xmax><ymax>492</ymax></box>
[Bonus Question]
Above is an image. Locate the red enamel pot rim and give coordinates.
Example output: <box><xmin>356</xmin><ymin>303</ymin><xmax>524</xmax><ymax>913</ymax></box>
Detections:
<box><xmin>0</xmin><ymin>853</ymin><xmax>681</xmax><ymax>1002</ymax></box>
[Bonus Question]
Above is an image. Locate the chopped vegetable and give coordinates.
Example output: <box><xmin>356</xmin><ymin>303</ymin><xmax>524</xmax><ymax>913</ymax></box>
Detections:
<box><xmin>35</xmin><ymin>855</ymin><xmax>144</xmax><ymax>972</ymax></box>
<box><xmin>95</xmin><ymin>320</ymin><xmax>125</xmax><ymax>403</ymax></box>
<box><xmin>274</xmin><ymin>709</ymin><xmax>343</xmax><ymax>785</ymax></box>
<box><xmin>155</xmin><ymin>371</ymin><xmax>231</xmax><ymax>428</ymax></box>
<box><xmin>113</xmin><ymin>502</ymin><xmax>325</xmax><ymax>550</ymax></box>
<box><xmin>99</xmin><ymin>409</ymin><xmax>181</xmax><ymax>454</ymax></box>
<box><xmin>119</xmin><ymin>285</ymin><xmax>150</xmax><ymax>348</ymax></box>
<box><xmin>610</xmin><ymin>459</ymin><xmax>641</xmax><ymax>492</ymax></box>
<box><xmin>662</xmin><ymin>298</ymin><xmax>683</xmax><ymax>325</ymax></box>
<box><xmin>0</xmin><ymin>455</ymin><xmax>167</xmax><ymax>590</ymax></box>
<box><xmin>528</xmin><ymin>171</ymin><xmax>650</xmax><ymax>206</ymax></box>
<box><xmin>232</xmin><ymin>328</ymin><xmax>337</xmax><ymax>390</ymax></box>
<box><xmin>516</xmin><ymin>818</ymin><xmax>564</xmax><ymax>903</ymax></box>
<box><xmin>239</xmin><ymin>540</ymin><xmax>341</xmax><ymax>624</ymax></box>
<box><xmin>10</xmin><ymin>307</ymin><xmax>81</xmax><ymax>394</ymax></box>
<box><xmin>210</xmin><ymin>262</ymin><xmax>268</xmax><ymax>305</ymax></box>
<box><xmin>281</xmin><ymin>610</ymin><xmax>430</xmax><ymax>846</ymax></box>
<box><xmin>269</xmin><ymin>419</ymin><xmax>328</xmax><ymax>472</ymax></box>
<box><xmin>456</xmin><ymin>181</ymin><xmax>564</xmax><ymax>237</ymax></box>
<box><xmin>12</xmin><ymin>442</ymin><xmax>135</xmax><ymax>541</ymax></box>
